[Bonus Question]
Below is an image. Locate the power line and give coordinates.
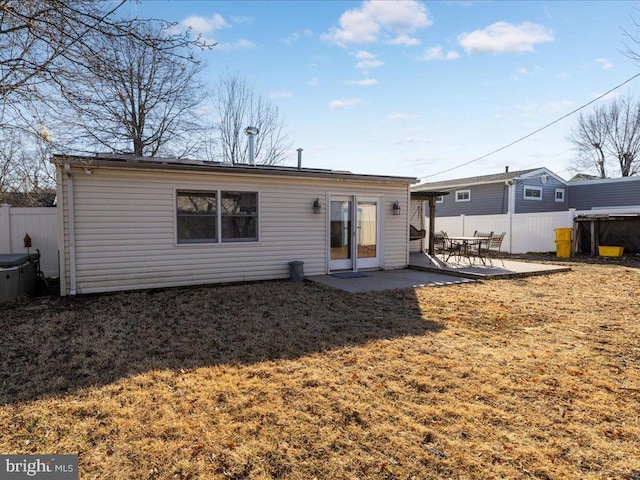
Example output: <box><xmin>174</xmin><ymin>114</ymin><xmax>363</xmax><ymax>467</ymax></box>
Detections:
<box><xmin>418</xmin><ymin>71</ymin><xmax>640</xmax><ymax>181</ymax></box>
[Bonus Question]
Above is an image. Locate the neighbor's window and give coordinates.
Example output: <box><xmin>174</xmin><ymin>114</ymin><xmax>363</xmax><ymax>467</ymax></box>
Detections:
<box><xmin>221</xmin><ymin>191</ymin><xmax>258</xmax><ymax>242</ymax></box>
<box><xmin>523</xmin><ymin>186</ymin><xmax>543</xmax><ymax>200</ymax></box>
<box><xmin>555</xmin><ymin>188</ymin><xmax>565</xmax><ymax>202</ymax></box>
<box><xmin>176</xmin><ymin>191</ymin><xmax>217</xmax><ymax>243</ymax></box>
<box><xmin>436</xmin><ymin>195</ymin><xmax>444</xmax><ymax>204</ymax></box>
<box><xmin>455</xmin><ymin>190</ymin><xmax>471</xmax><ymax>202</ymax></box>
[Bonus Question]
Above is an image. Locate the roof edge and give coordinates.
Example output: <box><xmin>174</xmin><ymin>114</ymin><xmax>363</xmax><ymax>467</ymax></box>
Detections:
<box><xmin>51</xmin><ymin>154</ymin><xmax>418</xmax><ymax>184</ymax></box>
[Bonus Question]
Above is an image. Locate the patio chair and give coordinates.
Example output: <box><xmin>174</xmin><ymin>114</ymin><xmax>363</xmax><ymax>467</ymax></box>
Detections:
<box><xmin>433</xmin><ymin>231</ymin><xmax>446</xmax><ymax>254</ymax></box>
<box><xmin>486</xmin><ymin>232</ymin><xmax>506</xmax><ymax>266</ymax></box>
<box><xmin>440</xmin><ymin>231</ymin><xmax>463</xmax><ymax>262</ymax></box>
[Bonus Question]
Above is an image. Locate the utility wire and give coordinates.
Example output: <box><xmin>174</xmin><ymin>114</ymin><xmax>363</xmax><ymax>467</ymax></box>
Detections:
<box><xmin>418</xmin><ymin>71</ymin><xmax>640</xmax><ymax>182</ymax></box>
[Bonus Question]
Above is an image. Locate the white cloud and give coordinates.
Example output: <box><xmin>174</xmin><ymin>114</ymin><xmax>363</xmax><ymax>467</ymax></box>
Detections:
<box><xmin>420</xmin><ymin>45</ymin><xmax>459</xmax><ymax>61</ymax></box>
<box><xmin>281</xmin><ymin>29</ymin><xmax>314</xmax><ymax>45</ymax></box>
<box><xmin>595</xmin><ymin>58</ymin><xmax>613</xmax><ymax>69</ymax></box>
<box><xmin>179</xmin><ymin>14</ymin><xmax>229</xmax><ymax>34</ymax></box>
<box><xmin>329</xmin><ymin>98</ymin><xmax>363</xmax><ymax>110</ymax></box>
<box><xmin>345</xmin><ymin>78</ymin><xmax>378</xmax><ymax>86</ymax></box>
<box><xmin>512</xmin><ymin>65</ymin><xmax>542</xmax><ymax>79</ymax></box>
<box><xmin>322</xmin><ymin>0</ymin><xmax>431</xmax><ymax>47</ymax></box>
<box><xmin>513</xmin><ymin>100</ymin><xmax>572</xmax><ymax>116</ymax></box>
<box><xmin>458</xmin><ymin>21</ymin><xmax>554</xmax><ymax>54</ymax></box>
<box><xmin>230</xmin><ymin>16</ymin><xmax>255</xmax><ymax>24</ymax></box>
<box><xmin>388</xmin><ymin>113</ymin><xmax>419</xmax><ymax>121</ymax></box>
<box><xmin>308</xmin><ymin>77</ymin><xmax>319</xmax><ymax>87</ymax></box>
<box><xmin>557</xmin><ymin>72</ymin><xmax>570</xmax><ymax>80</ymax></box>
<box><xmin>356</xmin><ymin>59</ymin><xmax>384</xmax><ymax>71</ymax></box>
<box><xmin>408</xmin><ymin>156</ymin><xmax>438</xmax><ymax>166</ymax></box>
<box><xmin>216</xmin><ymin>39</ymin><xmax>257</xmax><ymax>51</ymax></box>
<box><xmin>353</xmin><ymin>50</ymin><xmax>376</xmax><ymax>59</ymax></box>
<box><xmin>270</xmin><ymin>91</ymin><xmax>294</xmax><ymax>99</ymax></box>
<box><xmin>386</xmin><ymin>35</ymin><xmax>421</xmax><ymax>47</ymax></box>
<box><xmin>395</xmin><ymin>136</ymin><xmax>435</xmax><ymax>144</ymax></box>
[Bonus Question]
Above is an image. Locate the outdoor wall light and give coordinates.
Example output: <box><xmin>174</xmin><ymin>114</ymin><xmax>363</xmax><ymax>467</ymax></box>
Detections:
<box><xmin>392</xmin><ymin>200</ymin><xmax>401</xmax><ymax>215</ymax></box>
<box><xmin>313</xmin><ymin>198</ymin><xmax>322</xmax><ymax>214</ymax></box>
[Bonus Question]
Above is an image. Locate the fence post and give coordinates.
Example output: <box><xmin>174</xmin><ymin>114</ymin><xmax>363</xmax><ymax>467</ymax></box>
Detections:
<box><xmin>460</xmin><ymin>214</ymin><xmax>465</xmax><ymax>235</ymax></box>
<box><xmin>0</xmin><ymin>204</ymin><xmax>12</xmax><ymax>252</ymax></box>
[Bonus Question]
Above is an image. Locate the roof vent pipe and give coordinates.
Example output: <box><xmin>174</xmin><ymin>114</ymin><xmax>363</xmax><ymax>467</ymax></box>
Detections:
<box><xmin>245</xmin><ymin>126</ymin><xmax>259</xmax><ymax>166</ymax></box>
<box><xmin>505</xmin><ymin>166</ymin><xmax>509</xmax><ymax>173</ymax></box>
<box><xmin>297</xmin><ymin>148</ymin><xmax>303</xmax><ymax>169</ymax></box>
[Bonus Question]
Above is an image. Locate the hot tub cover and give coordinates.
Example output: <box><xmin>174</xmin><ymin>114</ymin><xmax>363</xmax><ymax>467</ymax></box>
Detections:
<box><xmin>0</xmin><ymin>254</ymin><xmax>32</xmax><ymax>268</ymax></box>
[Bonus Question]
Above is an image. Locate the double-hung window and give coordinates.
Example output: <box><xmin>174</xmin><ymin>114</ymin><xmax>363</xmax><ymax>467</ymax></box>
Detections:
<box><xmin>221</xmin><ymin>191</ymin><xmax>258</xmax><ymax>242</ymax></box>
<box><xmin>176</xmin><ymin>191</ymin><xmax>218</xmax><ymax>243</ymax></box>
<box><xmin>176</xmin><ymin>190</ymin><xmax>258</xmax><ymax>244</ymax></box>
<box><xmin>455</xmin><ymin>190</ymin><xmax>471</xmax><ymax>202</ymax></box>
<box><xmin>555</xmin><ymin>188</ymin><xmax>565</xmax><ymax>202</ymax></box>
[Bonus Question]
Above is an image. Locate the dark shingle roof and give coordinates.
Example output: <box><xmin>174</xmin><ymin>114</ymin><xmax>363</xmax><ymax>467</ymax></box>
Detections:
<box><xmin>413</xmin><ymin>168</ymin><xmax>539</xmax><ymax>191</ymax></box>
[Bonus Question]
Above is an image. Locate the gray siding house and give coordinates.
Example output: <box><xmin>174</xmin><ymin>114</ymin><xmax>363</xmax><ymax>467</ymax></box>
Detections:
<box><xmin>414</xmin><ymin>168</ymin><xmax>568</xmax><ymax>217</ymax></box>
<box><xmin>568</xmin><ymin>175</ymin><xmax>640</xmax><ymax>210</ymax></box>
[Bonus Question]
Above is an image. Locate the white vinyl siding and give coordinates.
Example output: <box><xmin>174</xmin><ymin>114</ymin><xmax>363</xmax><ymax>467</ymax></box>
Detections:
<box><xmin>58</xmin><ymin>166</ymin><xmax>411</xmax><ymax>294</ymax></box>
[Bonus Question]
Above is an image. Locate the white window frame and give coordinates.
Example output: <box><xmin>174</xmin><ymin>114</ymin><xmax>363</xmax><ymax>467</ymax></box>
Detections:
<box><xmin>554</xmin><ymin>188</ymin><xmax>565</xmax><ymax>203</ymax></box>
<box><xmin>523</xmin><ymin>186</ymin><xmax>543</xmax><ymax>201</ymax></box>
<box><xmin>455</xmin><ymin>189</ymin><xmax>471</xmax><ymax>202</ymax></box>
<box><xmin>436</xmin><ymin>195</ymin><xmax>444</xmax><ymax>204</ymax></box>
<box><xmin>175</xmin><ymin>189</ymin><xmax>259</xmax><ymax>245</ymax></box>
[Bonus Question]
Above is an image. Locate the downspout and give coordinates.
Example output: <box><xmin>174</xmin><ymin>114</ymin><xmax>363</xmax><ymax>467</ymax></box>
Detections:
<box><xmin>64</xmin><ymin>164</ymin><xmax>77</xmax><ymax>295</ymax></box>
<box><xmin>506</xmin><ymin>180</ymin><xmax>516</xmax><ymax>254</ymax></box>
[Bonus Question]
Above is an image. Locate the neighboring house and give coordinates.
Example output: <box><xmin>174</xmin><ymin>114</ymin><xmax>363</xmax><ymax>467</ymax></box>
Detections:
<box><xmin>414</xmin><ymin>168</ymin><xmax>568</xmax><ymax>217</ymax></box>
<box><xmin>567</xmin><ymin>175</ymin><xmax>640</xmax><ymax>211</ymax></box>
<box><xmin>52</xmin><ymin>154</ymin><xmax>417</xmax><ymax>295</ymax></box>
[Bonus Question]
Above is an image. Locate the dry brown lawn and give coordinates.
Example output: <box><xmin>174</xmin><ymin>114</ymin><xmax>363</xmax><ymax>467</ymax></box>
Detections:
<box><xmin>1</xmin><ymin>258</ymin><xmax>639</xmax><ymax>479</ymax></box>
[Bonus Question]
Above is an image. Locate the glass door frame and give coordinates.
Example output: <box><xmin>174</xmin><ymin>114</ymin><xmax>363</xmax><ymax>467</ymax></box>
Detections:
<box><xmin>327</xmin><ymin>194</ymin><xmax>383</xmax><ymax>272</ymax></box>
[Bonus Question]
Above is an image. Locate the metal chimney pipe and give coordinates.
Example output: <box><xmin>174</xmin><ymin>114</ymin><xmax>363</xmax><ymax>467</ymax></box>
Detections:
<box><xmin>297</xmin><ymin>148</ymin><xmax>303</xmax><ymax>169</ymax></box>
<box><xmin>505</xmin><ymin>166</ymin><xmax>509</xmax><ymax>173</ymax></box>
<box><xmin>245</xmin><ymin>126</ymin><xmax>259</xmax><ymax>165</ymax></box>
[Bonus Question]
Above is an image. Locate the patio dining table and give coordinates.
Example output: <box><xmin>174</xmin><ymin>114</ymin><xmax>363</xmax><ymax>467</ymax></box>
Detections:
<box><xmin>446</xmin><ymin>236</ymin><xmax>491</xmax><ymax>264</ymax></box>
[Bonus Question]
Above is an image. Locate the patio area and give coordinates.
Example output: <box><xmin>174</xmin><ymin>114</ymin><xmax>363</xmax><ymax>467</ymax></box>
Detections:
<box><xmin>408</xmin><ymin>252</ymin><xmax>571</xmax><ymax>279</ymax></box>
<box><xmin>308</xmin><ymin>254</ymin><xmax>570</xmax><ymax>293</ymax></box>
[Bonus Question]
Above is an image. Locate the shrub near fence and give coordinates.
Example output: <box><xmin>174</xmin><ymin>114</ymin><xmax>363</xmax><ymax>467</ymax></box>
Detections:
<box><xmin>0</xmin><ymin>204</ymin><xmax>58</xmax><ymax>277</ymax></box>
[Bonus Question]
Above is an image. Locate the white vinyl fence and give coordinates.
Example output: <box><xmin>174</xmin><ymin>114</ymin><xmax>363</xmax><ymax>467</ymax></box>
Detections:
<box><xmin>0</xmin><ymin>204</ymin><xmax>58</xmax><ymax>277</ymax></box>
<box><xmin>427</xmin><ymin>210</ymin><xmax>577</xmax><ymax>254</ymax></box>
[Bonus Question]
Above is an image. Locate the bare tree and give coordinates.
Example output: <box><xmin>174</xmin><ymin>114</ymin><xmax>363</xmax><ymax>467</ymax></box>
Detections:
<box><xmin>57</xmin><ymin>25</ymin><xmax>208</xmax><ymax>157</ymax></box>
<box><xmin>568</xmin><ymin>95</ymin><xmax>640</xmax><ymax>177</ymax></box>
<box><xmin>567</xmin><ymin>109</ymin><xmax>609</xmax><ymax>178</ymax></box>
<box><xmin>0</xmin><ymin>127</ymin><xmax>55</xmax><ymax>204</ymax></box>
<box><xmin>210</xmin><ymin>73</ymin><xmax>291</xmax><ymax>165</ymax></box>
<box><xmin>606</xmin><ymin>96</ymin><xmax>640</xmax><ymax>176</ymax></box>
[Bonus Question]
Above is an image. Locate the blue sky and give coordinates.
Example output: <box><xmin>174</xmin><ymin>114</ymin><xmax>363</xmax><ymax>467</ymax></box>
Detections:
<box><xmin>126</xmin><ymin>1</ymin><xmax>640</xmax><ymax>182</ymax></box>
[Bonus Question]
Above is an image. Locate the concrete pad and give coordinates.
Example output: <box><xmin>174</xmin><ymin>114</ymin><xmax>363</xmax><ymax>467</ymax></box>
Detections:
<box><xmin>307</xmin><ymin>268</ymin><xmax>476</xmax><ymax>293</ymax></box>
<box><xmin>409</xmin><ymin>253</ymin><xmax>571</xmax><ymax>279</ymax></box>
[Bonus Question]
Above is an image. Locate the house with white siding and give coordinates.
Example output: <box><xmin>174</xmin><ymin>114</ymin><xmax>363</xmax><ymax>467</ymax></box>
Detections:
<box><xmin>52</xmin><ymin>154</ymin><xmax>418</xmax><ymax>295</ymax></box>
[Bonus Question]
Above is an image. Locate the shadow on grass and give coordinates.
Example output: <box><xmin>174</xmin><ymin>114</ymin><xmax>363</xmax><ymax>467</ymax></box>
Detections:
<box><xmin>0</xmin><ymin>280</ymin><xmax>443</xmax><ymax>404</ymax></box>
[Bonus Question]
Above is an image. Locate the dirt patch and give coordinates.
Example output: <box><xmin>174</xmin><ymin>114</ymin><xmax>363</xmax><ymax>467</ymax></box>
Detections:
<box><xmin>1</xmin><ymin>260</ymin><xmax>639</xmax><ymax>479</ymax></box>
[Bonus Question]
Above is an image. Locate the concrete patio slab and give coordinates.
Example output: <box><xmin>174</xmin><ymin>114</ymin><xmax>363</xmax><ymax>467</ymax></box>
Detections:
<box><xmin>408</xmin><ymin>252</ymin><xmax>571</xmax><ymax>279</ymax></box>
<box><xmin>307</xmin><ymin>268</ymin><xmax>476</xmax><ymax>293</ymax></box>
<box><xmin>307</xmin><ymin>255</ymin><xmax>570</xmax><ymax>293</ymax></box>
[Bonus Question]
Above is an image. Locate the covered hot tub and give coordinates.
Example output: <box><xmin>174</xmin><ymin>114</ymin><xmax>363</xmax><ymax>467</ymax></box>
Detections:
<box><xmin>0</xmin><ymin>254</ymin><xmax>39</xmax><ymax>303</ymax></box>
